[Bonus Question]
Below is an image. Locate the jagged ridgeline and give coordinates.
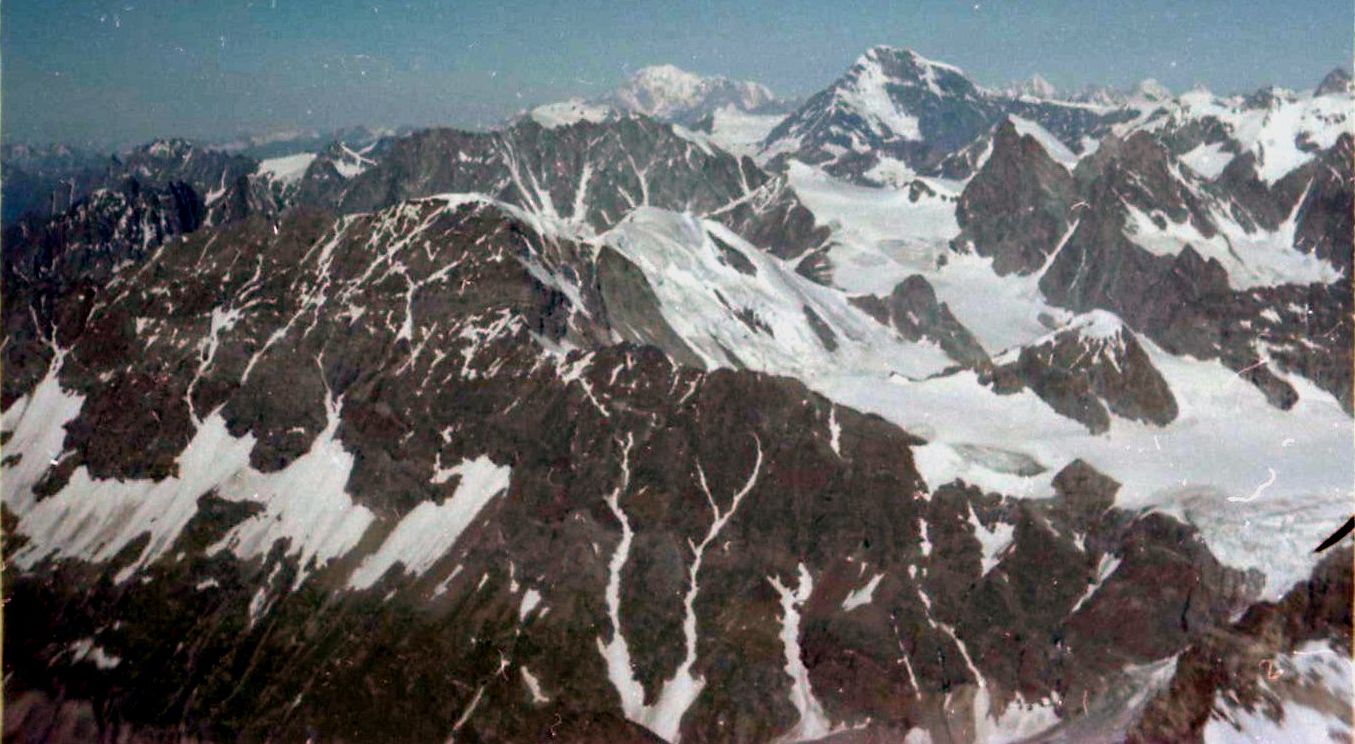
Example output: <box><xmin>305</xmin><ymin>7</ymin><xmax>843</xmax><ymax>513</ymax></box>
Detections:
<box><xmin>3</xmin><ymin>48</ymin><xmax>1351</xmax><ymax>743</ymax></box>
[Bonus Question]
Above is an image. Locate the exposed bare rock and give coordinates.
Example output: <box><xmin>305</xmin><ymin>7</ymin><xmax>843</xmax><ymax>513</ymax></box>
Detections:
<box><xmin>885</xmin><ymin>275</ymin><xmax>990</xmax><ymax>368</ymax></box>
<box><xmin>985</xmin><ymin>312</ymin><xmax>1177</xmax><ymax>433</ymax></box>
<box><xmin>1127</xmin><ymin>548</ymin><xmax>1352</xmax><ymax>742</ymax></box>
<box><xmin>953</xmin><ymin>119</ymin><xmax>1077</xmax><ymax>275</ymax></box>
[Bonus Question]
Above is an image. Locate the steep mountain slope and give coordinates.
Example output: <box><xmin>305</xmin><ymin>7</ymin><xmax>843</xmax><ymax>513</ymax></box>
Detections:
<box><xmin>1036</xmin><ymin>130</ymin><xmax>1352</xmax><ymax>410</ymax></box>
<box><xmin>788</xmin><ymin>89</ymin><xmax>1351</xmax><ymax>414</ymax></box>
<box><xmin>600</xmin><ymin>208</ymin><xmax>953</xmax><ymax>377</ymax></box>
<box><xmin>953</xmin><ymin>118</ymin><xmax>1078</xmax><ymax>275</ymax></box>
<box><xmin>2</xmin><ymin>115</ymin><xmax>830</xmax><ymax>344</ymax></box>
<box><xmin>1129</xmin><ymin>546</ymin><xmax>1352</xmax><ymax>742</ymax></box>
<box><xmin>771</xmin><ymin>61</ymin><xmax>1351</xmax><ymax>611</ymax></box>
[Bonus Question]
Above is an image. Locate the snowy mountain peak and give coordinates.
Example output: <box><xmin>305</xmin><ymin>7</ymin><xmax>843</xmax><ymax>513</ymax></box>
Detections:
<box><xmin>989</xmin><ymin>309</ymin><xmax>1178</xmax><ymax>434</ymax></box>
<box><xmin>1004</xmin><ymin>74</ymin><xmax>1059</xmax><ymax>99</ymax></box>
<box><xmin>135</xmin><ymin>138</ymin><xmax>196</xmax><ymax>160</ymax></box>
<box><xmin>630</xmin><ymin>63</ymin><xmax>704</xmax><ymax>85</ymax></box>
<box><xmin>1063</xmin><ymin>309</ymin><xmax>1127</xmax><ymax>342</ymax></box>
<box><xmin>762</xmin><ymin>44</ymin><xmax>1126</xmax><ymax>182</ymax></box>
<box><xmin>1025</xmin><ymin>74</ymin><xmax>1058</xmax><ymax>98</ymax></box>
<box><xmin>619</xmin><ymin>64</ymin><xmax>709</xmax><ymax>111</ymax></box>
<box><xmin>860</xmin><ymin>45</ymin><xmax>966</xmax><ymax>75</ymax></box>
<box><xmin>520</xmin><ymin>63</ymin><xmax>785</xmax><ymax>148</ymax></box>
<box><xmin>606</xmin><ymin>64</ymin><xmax>778</xmax><ymax>122</ymax></box>
<box><xmin>528</xmin><ymin>98</ymin><xmax>618</xmax><ymax>129</ymax></box>
<box><xmin>814</xmin><ymin>46</ymin><xmax>980</xmax><ymax>139</ymax></box>
<box><xmin>1131</xmin><ymin>78</ymin><xmax>1173</xmax><ymax>102</ymax></box>
<box><xmin>850</xmin><ymin>46</ymin><xmax>973</xmax><ymax>94</ymax></box>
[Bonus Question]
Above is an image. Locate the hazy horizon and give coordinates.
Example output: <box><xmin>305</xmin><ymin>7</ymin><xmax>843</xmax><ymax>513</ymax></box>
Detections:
<box><xmin>5</xmin><ymin>0</ymin><xmax>1351</xmax><ymax>149</ymax></box>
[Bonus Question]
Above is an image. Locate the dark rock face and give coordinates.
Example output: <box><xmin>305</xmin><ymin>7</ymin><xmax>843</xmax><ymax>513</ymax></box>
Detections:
<box><xmin>2</xmin><ymin>116</ymin><xmax>828</xmax><ymax>345</ymax></box>
<box><xmin>0</xmin><ymin>180</ymin><xmax>219</xmax><ymax>404</ymax></box>
<box><xmin>933</xmin><ymin>88</ymin><xmax>1351</xmax><ymax>426</ymax></box>
<box><xmin>595</xmin><ymin>246</ymin><xmax>707</xmax><ymax>368</ymax></box>
<box><xmin>330</xmin><ymin>117</ymin><xmax>737</xmax><ymax>226</ymax></box>
<box><xmin>711</xmin><ymin>174</ymin><xmax>831</xmax><ymax>260</ymax></box>
<box><xmin>954</xmin><ymin>120</ymin><xmax>1077</xmax><ymax>275</ymax></box>
<box><xmin>287</xmin><ymin>142</ymin><xmax>381</xmax><ymax>208</ymax></box>
<box><xmin>0</xmin><ymin>141</ymin><xmax>282</xmax><ymax>381</ymax></box>
<box><xmin>1071</xmin><ymin>132</ymin><xmax>1218</xmax><ymax>234</ymax></box>
<box><xmin>985</xmin><ymin>315</ymin><xmax>1178</xmax><ymax>434</ymax></box>
<box><xmin>1126</xmin><ymin>548</ymin><xmax>1353</xmax><ymax>743</ymax></box>
<box><xmin>881</xmin><ymin>275</ymin><xmax>991</xmax><ymax>368</ymax></box>
<box><xmin>2</xmin><ymin>139</ymin><xmax>261</xmax><ymax>228</ymax></box>
<box><xmin>1291</xmin><ymin>133</ymin><xmax>1355</xmax><ymax>273</ymax></box>
<box><xmin>1315</xmin><ymin>67</ymin><xmax>1354</xmax><ymax>97</ymax></box>
<box><xmin>3</xmin><ymin>180</ymin><xmax>204</xmax><ymax>289</ymax></box>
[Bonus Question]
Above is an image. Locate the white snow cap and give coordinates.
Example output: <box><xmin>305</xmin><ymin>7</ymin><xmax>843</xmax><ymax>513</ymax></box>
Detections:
<box><xmin>257</xmin><ymin>152</ymin><xmax>317</xmax><ymax>186</ymax></box>
<box><xmin>858</xmin><ymin>45</ymin><xmax>966</xmax><ymax>76</ymax></box>
<box><xmin>623</xmin><ymin>65</ymin><xmax>707</xmax><ymax>107</ymax></box>
<box><xmin>1131</xmin><ymin>78</ymin><xmax>1173</xmax><ymax>102</ymax></box>
<box><xmin>1007</xmin><ymin>115</ymin><xmax>1079</xmax><ymax>166</ymax></box>
<box><xmin>1004</xmin><ymin>74</ymin><xmax>1059</xmax><ymax>99</ymax></box>
<box><xmin>529</xmin><ymin>98</ymin><xmax>616</xmax><ymax>129</ymax></box>
<box><xmin>1063</xmin><ymin>309</ymin><xmax>1127</xmax><ymax>341</ymax></box>
<box><xmin>609</xmin><ymin>64</ymin><xmax>775</xmax><ymax>119</ymax></box>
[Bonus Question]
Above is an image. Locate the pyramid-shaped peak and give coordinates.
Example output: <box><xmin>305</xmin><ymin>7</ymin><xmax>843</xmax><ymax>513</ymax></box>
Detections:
<box><xmin>1316</xmin><ymin>66</ymin><xmax>1353</xmax><ymax>96</ymax></box>
<box><xmin>1004</xmin><ymin>74</ymin><xmax>1059</xmax><ymax>99</ymax></box>
<box><xmin>990</xmin><ymin>115</ymin><xmax>1079</xmax><ymax>166</ymax></box>
<box><xmin>859</xmin><ymin>45</ymin><xmax>966</xmax><ymax>75</ymax></box>
<box><xmin>846</xmin><ymin>46</ymin><xmax>975</xmax><ymax>100</ymax></box>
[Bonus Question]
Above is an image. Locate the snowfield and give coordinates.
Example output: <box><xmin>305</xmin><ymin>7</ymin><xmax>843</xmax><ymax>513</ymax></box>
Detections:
<box><xmin>257</xmin><ymin>152</ymin><xmax>317</xmax><ymax>185</ymax></box>
<box><xmin>604</xmin><ymin>207</ymin><xmax>954</xmax><ymax>381</ymax></box>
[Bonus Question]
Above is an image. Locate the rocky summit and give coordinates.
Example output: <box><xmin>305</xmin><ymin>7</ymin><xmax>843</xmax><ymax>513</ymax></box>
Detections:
<box><xmin>2</xmin><ymin>43</ymin><xmax>1352</xmax><ymax>744</ymax></box>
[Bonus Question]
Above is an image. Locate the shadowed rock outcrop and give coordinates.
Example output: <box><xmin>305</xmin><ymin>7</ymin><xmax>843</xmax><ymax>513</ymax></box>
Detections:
<box><xmin>985</xmin><ymin>312</ymin><xmax>1177</xmax><ymax>433</ymax></box>
<box><xmin>953</xmin><ymin>119</ymin><xmax>1077</xmax><ymax>276</ymax></box>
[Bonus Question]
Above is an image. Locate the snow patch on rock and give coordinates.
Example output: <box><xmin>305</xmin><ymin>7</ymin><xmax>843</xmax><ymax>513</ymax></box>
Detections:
<box><xmin>257</xmin><ymin>152</ymin><xmax>317</xmax><ymax>185</ymax></box>
<box><xmin>348</xmin><ymin>455</ymin><xmax>511</xmax><ymax>590</ymax></box>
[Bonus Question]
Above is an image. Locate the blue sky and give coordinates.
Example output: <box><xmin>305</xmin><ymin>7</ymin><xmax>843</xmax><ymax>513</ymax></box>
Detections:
<box><xmin>4</xmin><ymin>0</ymin><xmax>1351</xmax><ymax>147</ymax></box>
